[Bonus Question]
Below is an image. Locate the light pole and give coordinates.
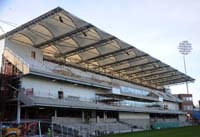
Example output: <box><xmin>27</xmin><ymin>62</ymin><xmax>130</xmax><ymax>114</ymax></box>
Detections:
<box><xmin>0</xmin><ymin>26</ymin><xmax>4</xmax><ymax>34</ymax></box>
<box><xmin>178</xmin><ymin>40</ymin><xmax>192</xmax><ymax>94</ymax></box>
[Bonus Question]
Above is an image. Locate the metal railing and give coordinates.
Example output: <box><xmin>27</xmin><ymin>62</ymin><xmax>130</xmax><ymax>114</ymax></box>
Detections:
<box><xmin>18</xmin><ymin>89</ymin><xmax>169</xmax><ymax>113</ymax></box>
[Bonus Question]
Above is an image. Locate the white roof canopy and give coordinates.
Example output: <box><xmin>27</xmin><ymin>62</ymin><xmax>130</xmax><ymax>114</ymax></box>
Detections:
<box><xmin>0</xmin><ymin>7</ymin><xmax>194</xmax><ymax>89</ymax></box>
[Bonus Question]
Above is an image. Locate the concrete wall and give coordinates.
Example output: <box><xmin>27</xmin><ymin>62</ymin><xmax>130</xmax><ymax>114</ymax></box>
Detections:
<box><xmin>119</xmin><ymin>112</ymin><xmax>149</xmax><ymax>119</ymax></box>
<box><xmin>52</xmin><ymin>116</ymin><xmax>116</xmax><ymax>124</ymax></box>
<box><xmin>21</xmin><ymin>75</ymin><xmax>101</xmax><ymax>100</ymax></box>
<box><xmin>52</xmin><ymin>117</ymin><xmax>82</xmax><ymax>124</ymax></box>
<box><xmin>3</xmin><ymin>48</ymin><xmax>30</xmax><ymax>74</ymax></box>
<box><xmin>5</xmin><ymin>39</ymin><xmax>43</xmax><ymax>63</ymax></box>
<box><xmin>119</xmin><ymin>112</ymin><xmax>150</xmax><ymax>129</ymax></box>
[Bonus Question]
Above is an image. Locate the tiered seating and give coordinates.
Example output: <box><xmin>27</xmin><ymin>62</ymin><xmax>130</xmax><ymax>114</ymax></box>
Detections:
<box><xmin>52</xmin><ymin>121</ymin><xmax>133</xmax><ymax>137</ymax></box>
<box><xmin>79</xmin><ymin>122</ymin><xmax>132</xmax><ymax>136</ymax></box>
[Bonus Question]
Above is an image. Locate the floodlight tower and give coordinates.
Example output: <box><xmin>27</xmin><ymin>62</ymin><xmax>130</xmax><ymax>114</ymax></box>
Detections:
<box><xmin>178</xmin><ymin>40</ymin><xmax>192</xmax><ymax>94</ymax></box>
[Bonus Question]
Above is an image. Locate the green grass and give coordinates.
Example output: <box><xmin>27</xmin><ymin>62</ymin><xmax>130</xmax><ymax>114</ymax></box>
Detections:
<box><xmin>101</xmin><ymin>126</ymin><xmax>200</xmax><ymax>137</ymax></box>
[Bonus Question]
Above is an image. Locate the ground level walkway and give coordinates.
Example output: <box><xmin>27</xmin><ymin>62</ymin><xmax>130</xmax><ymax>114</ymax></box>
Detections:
<box><xmin>101</xmin><ymin>126</ymin><xmax>200</xmax><ymax>137</ymax></box>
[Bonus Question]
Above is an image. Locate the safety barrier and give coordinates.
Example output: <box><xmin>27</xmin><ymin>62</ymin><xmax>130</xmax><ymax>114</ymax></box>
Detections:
<box><xmin>152</xmin><ymin>121</ymin><xmax>180</xmax><ymax>129</ymax></box>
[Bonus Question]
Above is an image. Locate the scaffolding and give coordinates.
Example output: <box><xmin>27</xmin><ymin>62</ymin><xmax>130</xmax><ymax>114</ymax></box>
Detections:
<box><xmin>0</xmin><ymin>56</ymin><xmax>21</xmax><ymax>121</ymax></box>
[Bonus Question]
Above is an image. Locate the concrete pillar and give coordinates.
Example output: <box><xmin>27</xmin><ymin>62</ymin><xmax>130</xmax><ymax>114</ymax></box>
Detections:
<box><xmin>82</xmin><ymin>110</ymin><xmax>85</xmax><ymax>123</ymax></box>
<box><xmin>54</xmin><ymin>109</ymin><xmax>57</xmax><ymax>117</ymax></box>
<box><xmin>199</xmin><ymin>100</ymin><xmax>200</xmax><ymax>110</ymax></box>
<box><xmin>17</xmin><ymin>100</ymin><xmax>21</xmax><ymax>124</ymax></box>
<box><xmin>104</xmin><ymin>111</ymin><xmax>107</xmax><ymax>122</ymax></box>
<box><xmin>91</xmin><ymin>111</ymin><xmax>96</xmax><ymax>123</ymax></box>
<box><xmin>24</xmin><ymin>109</ymin><xmax>28</xmax><ymax>119</ymax></box>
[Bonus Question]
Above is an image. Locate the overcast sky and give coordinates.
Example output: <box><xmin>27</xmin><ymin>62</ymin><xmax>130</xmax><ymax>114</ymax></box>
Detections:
<box><xmin>0</xmin><ymin>0</ymin><xmax>199</xmax><ymax>105</ymax></box>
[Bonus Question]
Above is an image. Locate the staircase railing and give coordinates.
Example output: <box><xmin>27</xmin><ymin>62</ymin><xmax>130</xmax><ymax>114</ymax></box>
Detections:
<box><xmin>18</xmin><ymin>91</ymin><xmax>34</xmax><ymax>106</ymax></box>
<box><xmin>118</xmin><ymin>120</ymin><xmax>135</xmax><ymax>128</ymax></box>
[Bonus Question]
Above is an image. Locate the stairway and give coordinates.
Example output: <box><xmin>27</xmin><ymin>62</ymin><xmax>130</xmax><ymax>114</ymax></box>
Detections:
<box><xmin>118</xmin><ymin>120</ymin><xmax>135</xmax><ymax>128</ymax></box>
<box><xmin>18</xmin><ymin>93</ymin><xmax>34</xmax><ymax>106</ymax></box>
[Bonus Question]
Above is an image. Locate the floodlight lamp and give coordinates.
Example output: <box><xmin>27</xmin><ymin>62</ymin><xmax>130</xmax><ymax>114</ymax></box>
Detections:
<box><xmin>178</xmin><ymin>40</ymin><xmax>192</xmax><ymax>55</ymax></box>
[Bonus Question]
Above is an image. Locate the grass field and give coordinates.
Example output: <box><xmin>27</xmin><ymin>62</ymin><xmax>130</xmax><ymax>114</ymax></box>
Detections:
<box><xmin>101</xmin><ymin>126</ymin><xmax>200</xmax><ymax>137</ymax></box>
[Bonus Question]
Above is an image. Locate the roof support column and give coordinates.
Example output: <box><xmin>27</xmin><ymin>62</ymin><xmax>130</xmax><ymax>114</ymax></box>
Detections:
<box><xmin>54</xmin><ymin>109</ymin><xmax>57</xmax><ymax>117</ymax></box>
<box><xmin>82</xmin><ymin>110</ymin><xmax>85</xmax><ymax>123</ymax></box>
<box><xmin>104</xmin><ymin>111</ymin><xmax>107</xmax><ymax>122</ymax></box>
<box><xmin>17</xmin><ymin>100</ymin><xmax>21</xmax><ymax>124</ymax></box>
<box><xmin>91</xmin><ymin>111</ymin><xmax>96</xmax><ymax>123</ymax></box>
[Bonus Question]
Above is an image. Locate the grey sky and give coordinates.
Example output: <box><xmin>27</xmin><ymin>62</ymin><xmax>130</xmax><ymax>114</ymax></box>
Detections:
<box><xmin>0</xmin><ymin>0</ymin><xmax>199</xmax><ymax>105</ymax></box>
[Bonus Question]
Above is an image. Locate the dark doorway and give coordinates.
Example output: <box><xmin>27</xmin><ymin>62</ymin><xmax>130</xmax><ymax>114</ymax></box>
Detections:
<box><xmin>58</xmin><ymin>91</ymin><xmax>63</xmax><ymax>99</ymax></box>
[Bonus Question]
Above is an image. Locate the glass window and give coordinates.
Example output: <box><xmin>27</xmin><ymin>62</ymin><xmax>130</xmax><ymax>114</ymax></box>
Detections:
<box><xmin>183</xmin><ymin>105</ymin><xmax>193</xmax><ymax>110</ymax></box>
<box><xmin>120</xmin><ymin>86</ymin><xmax>149</xmax><ymax>96</ymax></box>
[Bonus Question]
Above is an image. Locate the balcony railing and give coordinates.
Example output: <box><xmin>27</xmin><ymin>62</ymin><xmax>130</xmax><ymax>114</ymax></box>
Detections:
<box><xmin>18</xmin><ymin>88</ymin><xmax>166</xmax><ymax>109</ymax></box>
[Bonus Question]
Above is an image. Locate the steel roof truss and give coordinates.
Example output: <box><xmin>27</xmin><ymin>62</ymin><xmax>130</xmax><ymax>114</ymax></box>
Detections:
<box><xmin>99</xmin><ymin>54</ymin><xmax>149</xmax><ymax>69</ymax></box>
<box><xmin>80</xmin><ymin>46</ymin><xmax>134</xmax><ymax>63</ymax></box>
<box><xmin>137</xmin><ymin>70</ymin><xmax>178</xmax><ymax>79</ymax></box>
<box><xmin>129</xmin><ymin>65</ymin><xmax>170</xmax><ymax>76</ymax></box>
<box><xmin>116</xmin><ymin>60</ymin><xmax>160</xmax><ymax>72</ymax></box>
<box><xmin>157</xmin><ymin>78</ymin><xmax>188</xmax><ymax>86</ymax></box>
<box><xmin>144</xmin><ymin>73</ymin><xmax>181</xmax><ymax>82</ymax></box>
<box><xmin>58</xmin><ymin>36</ymin><xmax>116</xmax><ymax>58</ymax></box>
<box><xmin>150</xmin><ymin>75</ymin><xmax>186</xmax><ymax>84</ymax></box>
<box><xmin>0</xmin><ymin>7</ymin><xmax>63</xmax><ymax>39</ymax></box>
<box><xmin>34</xmin><ymin>24</ymin><xmax>93</xmax><ymax>48</ymax></box>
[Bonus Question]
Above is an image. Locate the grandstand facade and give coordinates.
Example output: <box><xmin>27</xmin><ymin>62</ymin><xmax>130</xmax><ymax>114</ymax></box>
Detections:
<box><xmin>0</xmin><ymin>7</ymin><xmax>195</xmax><ymax>136</ymax></box>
